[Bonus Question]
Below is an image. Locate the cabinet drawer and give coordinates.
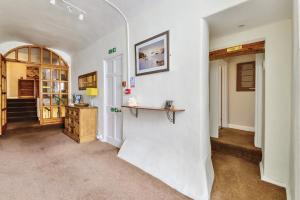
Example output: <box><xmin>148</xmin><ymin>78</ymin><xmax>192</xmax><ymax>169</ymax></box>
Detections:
<box><xmin>74</xmin><ymin>127</ymin><xmax>80</xmax><ymax>137</ymax></box>
<box><xmin>71</xmin><ymin>111</ymin><xmax>79</xmax><ymax>119</ymax></box>
<box><xmin>69</xmin><ymin>117</ymin><xmax>79</xmax><ymax>126</ymax></box>
<box><xmin>65</xmin><ymin>119</ymin><xmax>69</xmax><ymax>127</ymax></box>
<box><xmin>69</xmin><ymin>126</ymin><xmax>79</xmax><ymax>136</ymax></box>
<box><xmin>65</xmin><ymin>110</ymin><xmax>70</xmax><ymax>117</ymax></box>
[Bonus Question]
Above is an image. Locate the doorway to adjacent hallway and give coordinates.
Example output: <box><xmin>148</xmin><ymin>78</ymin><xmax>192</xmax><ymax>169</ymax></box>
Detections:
<box><xmin>2</xmin><ymin>45</ymin><xmax>70</xmax><ymax>133</ymax></box>
<box><xmin>209</xmin><ymin>41</ymin><xmax>265</xmax><ymax>163</ymax></box>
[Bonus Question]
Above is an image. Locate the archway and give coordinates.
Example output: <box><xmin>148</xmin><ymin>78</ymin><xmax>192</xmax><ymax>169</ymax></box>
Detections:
<box><xmin>4</xmin><ymin>45</ymin><xmax>70</xmax><ymax>125</ymax></box>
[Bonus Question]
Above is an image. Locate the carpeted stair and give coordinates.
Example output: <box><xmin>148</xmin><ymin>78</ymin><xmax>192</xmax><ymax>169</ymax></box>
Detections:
<box><xmin>211</xmin><ymin>128</ymin><xmax>262</xmax><ymax>164</ymax></box>
<box><xmin>7</xmin><ymin>98</ymin><xmax>38</xmax><ymax>122</ymax></box>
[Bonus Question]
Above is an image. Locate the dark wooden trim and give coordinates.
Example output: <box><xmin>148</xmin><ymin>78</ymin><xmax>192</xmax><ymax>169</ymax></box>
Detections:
<box><xmin>135</xmin><ymin>31</ymin><xmax>170</xmax><ymax>76</ymax></box>
<box><xmin>210</xmin><ymin>41</ymin><xmax>265</xmax><ymax>61</ymax></box>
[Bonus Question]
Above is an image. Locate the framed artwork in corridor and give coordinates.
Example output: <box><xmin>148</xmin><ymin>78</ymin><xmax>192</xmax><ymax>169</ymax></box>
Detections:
<box><xmin>135</xmin><ymin>31</ymin><xmax>169</xmax><ymax>76</ymax></box>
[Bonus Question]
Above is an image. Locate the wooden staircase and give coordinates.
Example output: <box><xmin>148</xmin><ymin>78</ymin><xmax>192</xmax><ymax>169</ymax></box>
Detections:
<box><xmin>7</xmin><ymin>99</ymin><xmax>38</xmax><ymax>122</ymax></box>
<box><xmin>211</xmin><ymin>128</ymin><xmax>262</xmax><ymax>164</ymax></box>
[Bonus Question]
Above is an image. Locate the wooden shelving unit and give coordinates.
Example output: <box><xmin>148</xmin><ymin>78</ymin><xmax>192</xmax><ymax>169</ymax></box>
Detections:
<box><xmin>122</xmin><ymin>105</ymin><xmax>185</xmax><ymax>124</ymax></box>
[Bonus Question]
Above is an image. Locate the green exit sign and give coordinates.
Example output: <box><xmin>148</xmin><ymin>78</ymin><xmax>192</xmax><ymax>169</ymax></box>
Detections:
<box><xmin>108</xmin><ymin>47</ymin><xmax>117</xmax><ymax>54</ymax></box>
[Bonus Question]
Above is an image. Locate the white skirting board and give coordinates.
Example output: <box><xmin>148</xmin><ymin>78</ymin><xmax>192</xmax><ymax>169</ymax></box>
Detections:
<box><xmin>259</xmin><ymin>162</ymin><xmax>290</xmax><ymax>200</ymax></box>
<box><xmin>228</xmin><ymin>124</ymin><xmax>255</xmax><ymax>132</ymax></box>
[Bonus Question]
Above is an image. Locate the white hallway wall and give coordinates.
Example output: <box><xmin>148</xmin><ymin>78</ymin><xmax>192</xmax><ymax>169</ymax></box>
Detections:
<box><xmin>119</xmin><ymin>3</ymin><xmax>213</xmax><ymax>199</ymax></box>
<box><xmin>227</xmin><ymin>54</ymin><xmax>256</xmax><ymax>130</ymax></box>
<box><xmin>290</xmin><ymin>0</ymin><xmax>300</xmax><ymax>199</ymax></box>
<box><xmin>210</xmin><ymin>20</ymin><xmax>292</xmax><ymax>187</ymax></box>
<box><xmin>71</xmin><ymin>0</ymin><xmax>248</xmax><ymax>199</ymax></box>
<box><xmin>117</xmin><ymin>1</ymin><xmax>251</xmax><ymax>199</ymax></box>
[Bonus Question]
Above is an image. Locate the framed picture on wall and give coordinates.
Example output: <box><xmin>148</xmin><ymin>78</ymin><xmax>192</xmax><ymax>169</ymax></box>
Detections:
<box><xmin>236</xmin><ymin>61</ymin><xmax>256</xmax><ymax>91</ymax></box>
<box><xmin>78</xmin><ymin>71</ymin><xmax>97</xmax><ymax>90</ymax></box>
<box><xmin>135</xmin><ymin>31</ymin><xmax>169</xmax><ymax>76</ymax></box>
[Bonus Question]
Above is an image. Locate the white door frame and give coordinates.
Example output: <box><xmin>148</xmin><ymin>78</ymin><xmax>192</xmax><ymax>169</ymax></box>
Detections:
<box><xmin>220</xmin><ymin>60</ymin><xmax>229</xmax><ymax>128</ymax></box>
<box><xmin>102</xmin><ymin>54</ymin><xmax>124</xmax><ymax>147</ymax></box>
<box><xmin>255</xmin><ymin>53</ymin><xmax>265</xmax><ymax>148</ymax></box>
<box><xmin>209</xmin><ymin>59</ymin><xmax>228</xmax><ymax>138</ymax></box>
<box><xmin>209</xmin><ymin>61</ymin><xmax>222</xmax><ymax>138</ymax></box>
<box><xmin>210</xmin><ymin>54</ymin><xmax>264</xmax><ymax>146</ymax></box>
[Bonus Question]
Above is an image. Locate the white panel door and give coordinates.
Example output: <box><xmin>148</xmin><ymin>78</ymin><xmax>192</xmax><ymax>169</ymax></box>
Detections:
<box><xmin>104</xmin><ymin>55</ymin><xmax>123</xmax><ymax>147</ymax></box>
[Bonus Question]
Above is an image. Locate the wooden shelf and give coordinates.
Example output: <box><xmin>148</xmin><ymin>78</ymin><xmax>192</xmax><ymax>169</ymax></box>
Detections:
<box><xmin>121</xmin><ymin>105</ymin><xmax>185</xmax><ymax>124</ymax></box>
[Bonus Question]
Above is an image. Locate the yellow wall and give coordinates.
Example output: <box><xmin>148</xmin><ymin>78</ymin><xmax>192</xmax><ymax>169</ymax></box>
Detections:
<box><xmin>7</xmin><ymin>62</ymin><xmax>27</xmax><ymax>98</ymax></box>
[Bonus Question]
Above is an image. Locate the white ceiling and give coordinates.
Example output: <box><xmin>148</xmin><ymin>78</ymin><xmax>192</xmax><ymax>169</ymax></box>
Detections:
<box><xmin>206</xmin><ymin>0</ymin><xmax>292</xmax><ymax>39</ymax></box>
<box><xmin>0</xmin><ymin>0</ymin><xmax>131</xmax><ymax>54</ymax></box>
<box><xmin>0</xmin><ymin>0</ymin><xmax>293</xmax><ymax>54</ymax></box>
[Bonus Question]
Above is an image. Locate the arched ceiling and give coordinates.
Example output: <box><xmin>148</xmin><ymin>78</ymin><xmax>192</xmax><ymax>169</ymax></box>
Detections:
<box><xmin>0</xmin><ymin>0</ymin><xmax>128</xmax><ymax>54</ymax></box>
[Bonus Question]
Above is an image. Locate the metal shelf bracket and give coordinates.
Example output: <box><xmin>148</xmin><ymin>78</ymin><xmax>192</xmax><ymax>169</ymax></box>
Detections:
<box><xmin>130</xmin><ymin>108</ymin><xmax>138</xmax><ymax>118</ymax></box>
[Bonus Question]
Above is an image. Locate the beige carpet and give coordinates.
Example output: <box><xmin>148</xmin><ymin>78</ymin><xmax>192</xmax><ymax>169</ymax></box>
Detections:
<box><xmin>0</xmin><ymin>128</ymin><xmax>187</xmax><ymax>200</ymax></box>
<box><xmin>211</xmin><ymin>152</ymin><xmax>286</xmax><ymax>200</ymax></box>
<box><xmin>213</xmin><ymin>128</ymin><xmax>259</xmax><ymax>150</ymax></box>
<box><xmin>0</xmin><ymin>128</ymin><xmax>286</xmax><ymax>200</ymax></box>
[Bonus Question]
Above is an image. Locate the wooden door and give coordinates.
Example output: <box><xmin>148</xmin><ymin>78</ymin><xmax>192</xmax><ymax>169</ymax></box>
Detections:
<box><xmin>0</xmin><ymin>55</ymin><xmax>7</xmax><ymax>135</ymax></box>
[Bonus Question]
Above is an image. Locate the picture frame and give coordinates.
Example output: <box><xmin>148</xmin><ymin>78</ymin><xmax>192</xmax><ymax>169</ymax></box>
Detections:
<box><xmin>135</xmin><ymin>31</ymin><xmax>169</xmax><ymax>76</ymax></box>
<box><xmin>236</xmin><ymin>61</ymin><xmax>256</xmax><ymax>92</ymax></box>
<box><xmin>78</xmin><ymin>71</ymin><xmax>97</xmax><ymax>90</ymax></box>
<box><xmin>72</xmin><ymin>94</ymin><xmax>82</xmax><ymax>104</ymax></box>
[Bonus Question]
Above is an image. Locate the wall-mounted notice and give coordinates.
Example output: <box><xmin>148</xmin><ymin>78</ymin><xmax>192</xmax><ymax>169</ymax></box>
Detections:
<box><xmin>130</xmin><ymin>77</ymin><xmax>135</xmax><ymax>88</ymax></box>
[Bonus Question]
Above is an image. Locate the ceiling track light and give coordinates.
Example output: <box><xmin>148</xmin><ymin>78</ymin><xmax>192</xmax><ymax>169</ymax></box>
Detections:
<box><xmin>49</xmin><ymin>0</ymin><xmax>87</xmax><ymax>21</ymax></box>
<box><xmin>78</xmin><ymin>13</ymin><xmax>84</xmax><ymax>21</ymax></box>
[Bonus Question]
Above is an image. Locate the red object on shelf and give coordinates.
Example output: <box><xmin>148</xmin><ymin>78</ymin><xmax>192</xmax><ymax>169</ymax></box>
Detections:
<box><xmin>125</xmin><ymin>88</ymin><xmax>131</xmax><ymax>95</ymax></box>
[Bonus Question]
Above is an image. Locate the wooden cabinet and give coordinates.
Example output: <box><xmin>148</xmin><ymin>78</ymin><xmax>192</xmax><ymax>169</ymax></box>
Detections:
<box><xmin>18</xmin><ymin>79</ymin><xmax>35</xmax><ymax>98</ymax></box>
<box><xmin>64</xmin><ymin>106</ymin><xmax>97</xmax><ymax>143</ymax></box>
